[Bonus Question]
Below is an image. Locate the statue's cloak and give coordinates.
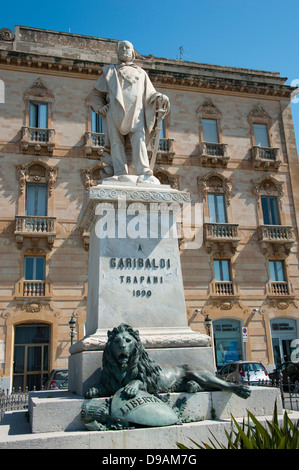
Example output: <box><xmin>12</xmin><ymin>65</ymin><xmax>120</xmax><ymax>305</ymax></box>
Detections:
<box><xmin>94</xmin><ymin>64</ymin><xmax>159</xmax><ymax>142</ymax></box>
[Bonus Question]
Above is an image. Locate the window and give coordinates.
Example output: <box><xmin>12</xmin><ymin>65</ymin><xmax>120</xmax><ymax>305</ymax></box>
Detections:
<box><xmin>160</xmin><ymin>119</ymin><xmax>166</xmax><ymax>139</ymax></box>
<box><xmin>29</xmin><ymin>102</ymin><xmax>48</xmax><ymax>129</ymax></box>
<box><xmin>214</xmin><ymin>259</ymin><xmax>231</xmax><ymax>281</ymax></box>
<box><xmin>26</xmin><ymin>183</ymin><xmax>47</xmax><ymax>216</ymax></box>
<box><xmin>269</xmin><ymin>260</ymin><xmax>285</xmax><ymax>282</ymax></box>
<box><xmin>202</xmin><ymin>119</ymin><xmax>219</xmax><ymax>143</ymax></box>
<box><xmin>261</xmin><ymin>196</ymin><xmax>280</xmax><ymax>225</ymax></box>
<box><xmin>208</xmin><ymin>193</ymin><xmax>227</xmax><ymax>223</ymax></box>
<box><xmin>253</xmin><ymin>123</ymin><xmax>269</xmax><ymax>147</ymax></box>
<box><xmin>25</xmin><ymin>257</ymin><xmax>45</xmax><ymax>281</ymax></box>
<box><xmin>91</xmin><ymin>109</ymin><xmax>103</xmax><ymax>134</ymax></box>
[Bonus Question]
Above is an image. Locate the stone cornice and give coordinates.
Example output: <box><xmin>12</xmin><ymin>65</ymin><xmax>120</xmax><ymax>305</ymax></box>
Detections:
<box><xmin>0</xmin><ymin>49</ymin><xmax>294</xmax><ymax>98</ymax></box>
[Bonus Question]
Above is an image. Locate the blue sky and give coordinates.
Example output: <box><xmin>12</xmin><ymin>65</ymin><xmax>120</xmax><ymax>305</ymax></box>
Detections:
<box><xmin>1</xmin><ymin>0</ymin><xmax>299</xmax><ymax>151</ymax></box>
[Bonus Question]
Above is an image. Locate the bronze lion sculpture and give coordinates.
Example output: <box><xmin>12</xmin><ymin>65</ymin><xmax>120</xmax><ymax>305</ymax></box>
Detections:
<box><xmin>86</xmin><ymin>323</ymin><xmax>251</xmax><ymax>400</ymax></box>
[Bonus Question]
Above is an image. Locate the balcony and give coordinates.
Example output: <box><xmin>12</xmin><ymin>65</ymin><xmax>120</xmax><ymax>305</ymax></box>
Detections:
<box><xmin>148</xmin><ymin>138</ymin><xmax>175</xmax><ymax>164</ymax></box>
<box><xmin>210</xmin><ymin>280</ymin><xmax>238</xmax><ymax>299</ymax></box>
<box><xmin>267</xmin><ymin>281</ymin><xmax>293</xmax><ymax>297</ymax></box>
<box><xmin>21</xmin><ymin>126</ymin><xmax>55</xmax><ymax>156</ymax></box>
<box><xmin>15</xmin><ymin>280</ymin><xmax>52</xmax><ymax>299</ymax></box>
<box><xmin>257</xmin><ymin>225</ymin><xmax>294</xmax><ymax>256</ymax></box>
<box><xmin>198</xmin><ymin>142</ymin><xmax>230</xmax><ymax>167</ymax></box>
<box><xmin>14</xmin><ymin>215</ymin><xmax>56</xmax><ymax>249</ymax></box>
<box><xmin>204</xmin><ymin>223</ymin><xmax>240</xmax><ymax>254</ymax></box>
<box><xmin>85</xmin><ymin>131</ymin><xmax>105</xmax><ymax>158</ymax></box>
<box><xmin>251</xmin><ymin>146</ymin><xmax>281</xmax><ymax>171</ymax></box>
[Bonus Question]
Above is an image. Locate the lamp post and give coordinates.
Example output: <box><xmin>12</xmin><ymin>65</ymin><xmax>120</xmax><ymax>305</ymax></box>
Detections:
<box><xmin>69</xmin><ymin>315</ymin><xmax>76</xmax><ymax>346</ymax></box>
<box><xmin>204</xmin><ymin>314</ymin><xmax>212</xmax><ymax>337</ymax></box>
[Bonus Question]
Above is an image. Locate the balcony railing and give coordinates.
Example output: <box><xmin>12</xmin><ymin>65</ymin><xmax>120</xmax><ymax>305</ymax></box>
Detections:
<box><xmin>205</xmin><ymin>223</ymin><xmax>239</xmax><ymax>240</ymax></box>
<box><xmin>251</xmin><ymin>146</ymin><xmax>281</xmax><ymax>170</ymax></box>
<box><xmin>267</xmin><ymin>281</ymin><xmax>291</xmax><ymax>297</ymax></box>
<box><xmin>85</xmin><ymin>132</ymin><xmax>105</xmax><ymax>157</ymax></box>
<box><xmin>23</xmin><ymin>281</ymin><xmax>46</xmax><ymax>297</ymax></box>
<box><xmin>148</xmin><ymin>138</ymin><xmax>175</xmax><ymax>164</ymax></box>
<box><xmin>210</xmin><ymin>280</ymin><xmax>235</xmax><ymax>297</ymax></box>
<box><xmin>258</xmin><ymin>225</ymin><xmax>293</xmax><ymax>242</ymax></box>
<box><xmin>14</xmin><ymin>216</ymin><xmax>56</xmax><ymax>249</ymax></box>
<box><xmin>198</xmin><ymin>142</ymin><xmax>230</xmax><ymax>167</ymax></box>
<box><xmin>15</xmin><ymin>280</ymin><xmax>52</xmax><ymax>298</ymax></box>
<box><xmin>257</xmin><ymin>225</ymin><xmax>294</xmax><ymax>256</ymax></box>
<box><xmin>21</xmin><ymin>127</ymin><xmax>55</xmax><ymax>155</ymax></box>
<box><xmin>204</xmin><ymin>223</ymin><xmax>240</xmax><ymax>254</ymax></box>
<box><xmin>15</xmin><ymin>216</ymin><xmax>56</xmax><ymax>234</ymax></box>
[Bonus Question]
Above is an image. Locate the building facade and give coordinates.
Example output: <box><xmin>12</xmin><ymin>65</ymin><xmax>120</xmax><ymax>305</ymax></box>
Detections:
<box><xmin>0</xmin><ymin>26</ymin><xmax>298</xmax><ymax>390</ymax></box>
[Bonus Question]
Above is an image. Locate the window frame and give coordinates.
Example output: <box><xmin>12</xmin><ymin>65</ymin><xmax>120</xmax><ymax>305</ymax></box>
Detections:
<box><xmin>24</xmin><ymin>256</ymin><xmax>46</xmax><ymax>281</ymax></box>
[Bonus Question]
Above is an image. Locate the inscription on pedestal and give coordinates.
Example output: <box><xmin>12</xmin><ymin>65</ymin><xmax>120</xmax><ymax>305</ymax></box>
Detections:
<box><xmin>109</xmin><ymin>256</ymin><xmax>171</xmax><ymax>298</ymax></box>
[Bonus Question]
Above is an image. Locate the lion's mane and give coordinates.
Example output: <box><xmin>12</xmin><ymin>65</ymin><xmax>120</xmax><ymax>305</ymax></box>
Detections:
<box><xmin>99</xmin><ymin>324</ymin><xmax>162</xmax><ymax>396</ymax></box>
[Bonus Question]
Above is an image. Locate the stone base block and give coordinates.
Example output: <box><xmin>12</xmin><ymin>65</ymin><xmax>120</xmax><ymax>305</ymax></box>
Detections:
<box><xmin>68</xmin><ymin>346</ymin><xmax>214</xmax><ymax>396</ymax></box>
<box><xmin>28</xmin><ymin>386</ymin><xmax>282</xmax><ymax>434</ymax></box>
<box><xmin>0</xmin><ymin>387</ymin><xmax>292</xmax><ymax>449</ymax></box>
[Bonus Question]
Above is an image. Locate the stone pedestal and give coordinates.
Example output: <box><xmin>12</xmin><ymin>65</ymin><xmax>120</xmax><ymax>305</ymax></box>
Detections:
<box><xmin>69</xmin><ymin>180</ymin><xmax>211</xmax><ymax>394</ymax></box>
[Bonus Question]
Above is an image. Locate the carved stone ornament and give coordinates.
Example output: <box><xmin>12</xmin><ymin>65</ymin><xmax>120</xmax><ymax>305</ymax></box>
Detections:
<box><xmin>16</xmin><ymin>160</ymin><xmax>57</xmax><ymax>195</ymax></box>
<box><xmin>196</xmin><ymin>98</ymin><xmax>221</xmax><ymax>118</ymax></box>
<box><xmin>198</xmin><ymin>172</ymin><xmax>232</xmax><ymax>205</ymax></box>
<box><xmin>0</xmin><ymin>28</ymin><xmax>15</xmax><ymax>41</ymax></box>
<box><xmin>154</xmin><ymin>167</ymin><xmax>179</xmax><ymax>189</ymax></box>
<box><xmin>22</xmin><ymin>302</ymin><xmax>42</xmax><ymax>313</ymax></box>
<box><xmin>248</xmin><ymin>102</ymin><xmax>271</xmax><ymax>120</ymax></box>
<box><xmin>252</xmin><ymin>175</ymin><xmax>284</xmax><ymax>205</ymax></box>
<box><xmin>24</xmin><ymin>78</ymin><xmax>54</xmax><ymax>99</ymax></box>
<box><xmin>81</xmin><ymin>164</ymin><xmax>107</xmax><ymax>191</ymax></box>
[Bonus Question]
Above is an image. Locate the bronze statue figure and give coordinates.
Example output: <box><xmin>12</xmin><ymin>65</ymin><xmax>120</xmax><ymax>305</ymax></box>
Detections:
<box><xmin>86</xmin><ymin>323</ymin><xmax>251</xmax><ymax>400</ymax></box>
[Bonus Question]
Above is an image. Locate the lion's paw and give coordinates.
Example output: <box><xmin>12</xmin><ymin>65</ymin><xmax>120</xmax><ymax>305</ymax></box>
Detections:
<box><xmin>186</xmin><ymin>380</ymin><xmax>203</xmax><ymax>393</ymax></box>
<box><xmin>85</xmin><ymin>387</ymin><xmax>100</xmax><ymax>399</ymax></box>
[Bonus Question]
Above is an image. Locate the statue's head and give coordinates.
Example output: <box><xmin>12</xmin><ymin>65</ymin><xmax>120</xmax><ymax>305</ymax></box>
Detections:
<box><xmin>118</xmin><ymin>40</ymin><xmax>135</xmax><ymax>63</ymax></box>
<box><xmin>107</xmin><ymin>323</ymin><xmax>139</xmax><ymax>368</ymax></box>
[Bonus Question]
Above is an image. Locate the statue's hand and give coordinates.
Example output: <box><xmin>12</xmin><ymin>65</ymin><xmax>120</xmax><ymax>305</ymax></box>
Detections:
<box><xmin>85</xmin><ymin>387</ymin><xmax>101</xmax><ymax>399</ymax></box>
<box><xmin>123</xmin><ymin>380</ymin><xmax>142</xmax><ymax>398</ymax></box>
<box><xmin>156</xmin><ymin>94</ymin><xmax>170</xmax><ymax>115</ymax></box>
<box><xmin>98</xmin><ymin>104</ymin><xmax>109</xmax><ymax>117</ymax></box>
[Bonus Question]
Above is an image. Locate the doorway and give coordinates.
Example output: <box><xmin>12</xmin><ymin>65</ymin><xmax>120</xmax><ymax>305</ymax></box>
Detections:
<box><xmin>13</xmin><ymin>323</ymin><xmax>50</xmax><ymax>391</ymax></box>
<box><xmin>271</xmin><ymin>318</ymin><xmax>297</xmax><ymax>367</ymax></box>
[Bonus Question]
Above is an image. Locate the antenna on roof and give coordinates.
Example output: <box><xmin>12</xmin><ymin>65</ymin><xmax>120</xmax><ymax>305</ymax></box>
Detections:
<box><xmin>177</xmin><ymin>46</ymin><xmax>190</xmax><ymax>61</ymax></box>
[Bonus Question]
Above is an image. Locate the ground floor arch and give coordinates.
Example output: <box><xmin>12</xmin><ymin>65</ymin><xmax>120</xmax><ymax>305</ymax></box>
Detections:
<box><xmin>13</xmin><ymin>323</ymin><xmax>50</xmax><ymax>391</ymax></box>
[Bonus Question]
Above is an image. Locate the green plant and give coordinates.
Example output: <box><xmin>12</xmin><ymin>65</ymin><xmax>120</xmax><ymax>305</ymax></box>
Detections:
<box><xmin>177</xmin><ymin>402</ymin><xmax>299</xmax><ymax>449</ymax></box>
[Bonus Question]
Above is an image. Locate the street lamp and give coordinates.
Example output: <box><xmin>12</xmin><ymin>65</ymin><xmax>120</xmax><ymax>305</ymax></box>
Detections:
<box><xmin>204</xmin><ymin>314</ymin><xmax>212</xmax><ymax>336</ymax></box>
<box><xmin>69</xmin><ymin>315</ymin><xmax>77</xmax><ymax>346</ymax></box>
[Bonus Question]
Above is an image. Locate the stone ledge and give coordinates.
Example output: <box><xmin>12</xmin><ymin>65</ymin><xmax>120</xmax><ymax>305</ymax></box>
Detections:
<box><xmin>28</xmin><ymin>386</ymin><xmax>282</xmax><ymax>434</ymax></box>
<box><xmin>1</xmin><ymin>404</ymin><xmax>297</xmax><ymax>449</ymax></box>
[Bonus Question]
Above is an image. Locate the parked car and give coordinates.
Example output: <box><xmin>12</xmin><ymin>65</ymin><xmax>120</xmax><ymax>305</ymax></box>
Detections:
<box><xmin>216</xmin><ymin>361</ymin><xmax>270</xmax><ymax>385</ymax></box>
<box><xmin>45</xmin><ymin>369</ymin><xmax>68</xmax><ymax>390</ymax></box>
<box><xmin>268</xmin><ymin>362</ymin><xmax>299</xmax><ymax>391</ymax></box>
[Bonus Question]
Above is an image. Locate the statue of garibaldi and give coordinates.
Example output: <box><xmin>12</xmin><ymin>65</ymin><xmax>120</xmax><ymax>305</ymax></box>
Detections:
<box><xmin>91</xmin><ymin>40</ymin><xmax>170</xmax><ymax>183</ymax></box>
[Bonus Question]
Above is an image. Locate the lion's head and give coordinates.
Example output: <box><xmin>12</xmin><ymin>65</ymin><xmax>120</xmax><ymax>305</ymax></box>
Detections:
<box><xmin>100</xmin><ymin>324</ymin><xmax>161</xmax><ymax>395</ymax></box>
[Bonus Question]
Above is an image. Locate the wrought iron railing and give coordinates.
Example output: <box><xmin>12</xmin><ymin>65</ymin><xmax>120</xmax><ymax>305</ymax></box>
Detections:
<box><xmin>0</xmin><ymin>388</ymin><xmax>30</xmax><ymax>422</ymax></box>
<box><xmin>199</xmin><ymin>142</ymin><xmax>228</xmax><ymax>157</ymax></box>
<box><xmin>251</xmin><ymin>145</ymin><xmax>279</xmax><ymax>161</ymax></box>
